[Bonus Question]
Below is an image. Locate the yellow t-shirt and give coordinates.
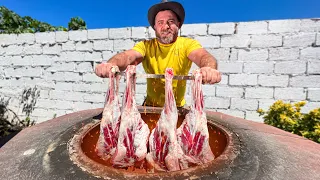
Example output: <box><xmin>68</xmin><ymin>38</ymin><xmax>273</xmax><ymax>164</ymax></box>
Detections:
<box><xmin>132</xmin><ymin>37</ymin><xmax>202</xmax><ymax>107</ymax></box>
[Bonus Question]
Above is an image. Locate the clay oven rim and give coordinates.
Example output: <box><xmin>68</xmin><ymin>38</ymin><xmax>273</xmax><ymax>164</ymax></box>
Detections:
<box><xmin>68</xmin><ymin>108</ymin><xmax>238</xmax><ymax>178</ymax></box>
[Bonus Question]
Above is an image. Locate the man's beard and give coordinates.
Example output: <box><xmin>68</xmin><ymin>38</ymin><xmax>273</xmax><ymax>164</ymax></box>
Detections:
<box><xmin>156</xmin><ymin>29</ymin><xmax>178</xmax><ymax>44</ymax></box>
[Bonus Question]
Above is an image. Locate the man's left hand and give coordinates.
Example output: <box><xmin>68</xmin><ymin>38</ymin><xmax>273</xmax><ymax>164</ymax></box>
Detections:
<box><xmin>200</xmin><ymin>67</ymin><xmax>221</xmax><ymax>84</ymax></box>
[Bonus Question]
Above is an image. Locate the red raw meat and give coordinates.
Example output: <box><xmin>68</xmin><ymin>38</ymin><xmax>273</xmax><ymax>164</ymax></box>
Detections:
<box><xmin>176</xmin><ymin>69</ymin><xmax>215</xmax><ymax>166</ymax></box>
<box><xmin>146</xmin><ymin>68</ymin><xmax>190</xmax><ymax>172</ymax></box>
<box><xmin>112</xmin><ymin>65</ymin><xmax>150</xmax><ymax>167</ymax></box>
<box><xmin>96</xmin><ymin>66</ymin><xmax>121</xmax><ymax>160</ymax></box>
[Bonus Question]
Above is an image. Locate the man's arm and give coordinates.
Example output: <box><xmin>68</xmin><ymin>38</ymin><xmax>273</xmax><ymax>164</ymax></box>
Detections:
<box><xmin>188</xmin><ymin>48</ymin><xmax>221</xmax><ymax>84</ymax></box>
<box><xmin>95</xmin><ymin>49</ymin><xmax>143</xmax><ymax>78</ymax></box>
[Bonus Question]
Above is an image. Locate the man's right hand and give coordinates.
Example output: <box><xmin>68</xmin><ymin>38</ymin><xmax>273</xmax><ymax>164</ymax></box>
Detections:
<box><xmin>95</xmin><ymin>62</ymin><xmax>117</xmax><ymax>78</ymax></box>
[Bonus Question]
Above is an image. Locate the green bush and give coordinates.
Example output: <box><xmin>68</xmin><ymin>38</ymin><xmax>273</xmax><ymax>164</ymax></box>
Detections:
<box><xmin>0</xmin><ymin>6</ymin><xmax>86</xmax><ymax>34</ymax></box>
<box><xmin>257</xmin><ymin>100</ymin><xmax>320</xmax><ymax>143</ymax></box>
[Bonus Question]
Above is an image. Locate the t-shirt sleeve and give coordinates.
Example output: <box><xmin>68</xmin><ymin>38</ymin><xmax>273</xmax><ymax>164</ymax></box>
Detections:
<box><xmin>132</xmin><ymin>41</ymin><xmax>146</xmax><ymax>57</ymax></box>
<box><xmin>185</xmin><ymin>39</ymin><xmax>203</xmax><ymax>56</ymax></box>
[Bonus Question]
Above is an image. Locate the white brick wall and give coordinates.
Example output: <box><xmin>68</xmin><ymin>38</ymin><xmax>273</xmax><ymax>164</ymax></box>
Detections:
<box><xmin>251</xmin><ymin>34</ymin><xmax>282</xmax><ymax>48</ymax></box>
<box><xmin>1</xmin><ymin>18</ymin><xmax>319</xmax><ymax>124</ymax></box>
<box><xmin>237</xmin><ymin>21</ymin><xmax>268</xmax><ymax>34</ymax></box>
<box><xmin>221</xmin><ymin>35</ymin><xmax>250</xmax><ymax>48</ymax></box>
<box><xmin>208</xmin><ymin>22</ymin><xmax>234</xmax><ymax>35</ymax></box>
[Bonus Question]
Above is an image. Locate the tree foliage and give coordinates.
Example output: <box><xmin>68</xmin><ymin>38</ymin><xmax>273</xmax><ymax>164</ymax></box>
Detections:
<box><xmin>0</xmin><ymin>6</ymin><xmax>86</xmax><ymax>34</ymax></box>
<box><xmin>258</xmin><ymin>100</ymin><xmax>320</xmax><ymax>143</ymax></box>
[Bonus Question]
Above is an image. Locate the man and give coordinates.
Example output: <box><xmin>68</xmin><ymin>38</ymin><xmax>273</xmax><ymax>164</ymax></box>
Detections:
<box><xmin>95</xmin><ymin>1</ymin><xmax>221</xmax><ymax>107</ymax></box>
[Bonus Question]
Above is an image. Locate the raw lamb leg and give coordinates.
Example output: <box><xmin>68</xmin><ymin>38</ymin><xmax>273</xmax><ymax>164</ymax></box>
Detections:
<box><xmin>146</xmin><ymin>68</ymin><xmax>189</xmax><ymax>172</ymax></box>
<box><xmin>176</xmin><ymin>69</ymin><xmax>215</xmax><ymax>165</ymax></box>
<box><xmin>95</xmin><ymin>66</ymin><xmax>121</xmax><ymax>160</ymax></box>
<box><xmin>112</xmin><ymin>65</ymin><xmax>150</xmax><ymax>167</ymax></box>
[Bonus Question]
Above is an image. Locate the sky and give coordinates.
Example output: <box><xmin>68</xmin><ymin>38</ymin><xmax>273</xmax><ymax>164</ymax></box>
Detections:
<box><xmin>1</xmin><ymin>0</ymin><xmax>320</xmax><ymax>29</ymax></box>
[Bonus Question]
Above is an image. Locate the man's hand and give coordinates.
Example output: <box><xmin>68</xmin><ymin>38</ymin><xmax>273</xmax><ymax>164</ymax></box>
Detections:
<box><xmin>95</xmin><ymin>62</ymin><xmax>117</xmax><ymax>78</ymax></box>
<box><xmin>200</xmin><ymin>67</ymin><xmax>221</xmax><ymax>84</ymax></box>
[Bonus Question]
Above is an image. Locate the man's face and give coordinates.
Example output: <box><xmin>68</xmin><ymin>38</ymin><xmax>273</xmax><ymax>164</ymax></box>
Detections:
<box><xmin>154</xmin><ymin>10</ymin><xmax>180</xmax><ymax>44</ymax></box>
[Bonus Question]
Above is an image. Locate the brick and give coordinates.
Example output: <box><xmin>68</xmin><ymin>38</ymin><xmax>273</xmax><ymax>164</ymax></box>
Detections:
<box><xmin>76</xmin><ymin>41</ymin><xmax>93</xmax><ymax>51</ymax></box>
<box><xmin>301</xmin><ymin>102</ymin><xmax>320</xmax><ymax>114</ymax></box>
<box><xmin>206</xmin><ymin>48</ymin><xmax>230</xmax><ymax>61</ymax></box>
<box><xmin>84</xmin><ymin>52</ymin><xmax>102</xmax><ymax>61</ymax></box>
<box><xmin>204</xmin><ymin>97</ymin><xmax>230</xmax><ymax>109</ymax></box>
<box><xmin>231</xmin><ymin>98</ymin><xmax>258</xmax><ymax>111</ymax></box>
<box><xmin>316</xmin><ymin>33</ymin><xmax>320</xmax><ymax>46</ymax></box>
<box><xmin>43</xmin><ymin>71</ymin><xmax>75</xmax><ymax>82</ymax></box>
<box><xmin>0</xmin><ymin>34</ymin><xmax>17</xmax><ymax>45</ymax></box>
<box><xmin>35</xmin><ymin>32</ymin><xmax>55</xmax><ymax>44</ymax></box>
<box><xmin>229</xmin><ymin>48</ymin><xmax>238</xmax><ymax>61</ymax></box>
<box><xmin>83</xmin><ymin>93</ymin><xmax>105</xmax><ymax>103</ymax></box>
<box><xmin>93</xmin><ymin>40</ymin><xmax>113</xmax><ymax>51</ymax></box>
<box><xmin>55</xmin><ymin>31</ymin><xmax>68</xmax><ymax>42</ymax></box>
<box><xmin>237</xmin><ymin>21</ymin><xmax>268</xmax><ymax>34</ymax></box>
<box><xmin>251</xmin><ymin>34</ymin><xmax>282</xmax><ymax>48</ymax></box>
<box><xmin>16</xmin><ymin>33</ymin><xmax>35</xmax><ymax>44</ymax></box>
<box><xmin>181</xmin><ymin>24</ymin><xmax>207</xmax><ymax>36</ymax></box>
<box><xmin>245</xmin><ymin>87</ymin><xmax>274</xmax><ymax>99</ymax></box>
<box><xmin>200</xmin><ymin>85</ymin><xmax>215</xmax><ymax>97</ymax></box>
<box><xmin>208</xmin><ymin>22</ymin><xmax>235</xmax><ymax>35</ymax></box>
<box><xmin>69</xmin><ymin>30</ymin><xmax>88</xmax><ymax>41</ymax></box>
<box><xmin>0</xmin><ymin>46</ymin><xmax>4</xmax><ymax>55</ymax></box>
<box><xmin>258</xmin><ymin>75</ymin><xmax>289</xmax><ymax>87</ymax></box>
<box><xmin>268</xmin><ymin>19</ymin><xmax>301</xmax><ymax>33</ymax></box>
<box><xmin>216</xmin><ymin>87</ymin><xmax>244</xmax><ymax>98</ymax></box>
<box><xmin>275</xmin><ymin>61</ymin><xmax>306</xmax><ymax>74</ymax></box>
<box><xmin>43</xmin><ymin>44</ymin><xmax>61</xmax><ymax>55</ymax></box>
<box><xmin>11</xmin><ymin>56</ymin><xmax>32</xmax><ymax>66</ymax></box>
<box><xmin>290</xmin><ymin>75</ymin><xmax>320</xmax><ymax>88</ymax></box>
<box><xmin>62</xmin><ymin>41</ymin><xmax>76</xmax><ymax>51</ymax></box>
<box><xmin>29</xmin><ymin>55</ymin><xmax>54</xmax><ymax>66</ymax></box>
<box><xmin>245</xmin><ymin>111</ymin><xmax>264</xmax><ymax>122</ymax></box>
<box><xmin>114</xmin><ymin>39</ymin><xmax>135</xmax><ymax>51</ymax></box>
<box><xmin>300</xmin><ymin>19</ymin><xmax>320</xmax><ymax>32</ymax></box>
<box><xmin>269</xmin><ymin>47</ymin><xmax>300</xmax><ymax>61</ymax></box>
<box><xmin>54</xmin><ymin>82</ymin><xmax>74</xmax><ymax>91</ymax></box>
<box><xmin>75</xmin><ymin>62</ymin><xmax>93</xmax><ymax>72</ymax></box>
<box><xmin>88</xmin><ymin>28</ymin><xmax>109</xmax><ymax>40</ymax></box>
<box><xmin>258</xmin><ymin>99</ymin><xmax>276</xmax><ymax>110</ymax></box>
<box><xmin>74</xmin><ymin>101</ymin><xmax>103</xmax><ymax>111</ymax></box>
<box><xmin>82</xmin><ymin>72</ymin><xmax>103</xmax><ymax>82</ymax></box>
<box><xmin>22</xmin><ymin>44</ymin><xmax>42</xmax><ymax>55</ymax></box>
<box><xmin>131</xmin><ymin>27</ymin><xmax>148</xmax><ymax>39</ymax></box>
<box><xmin>308</xmin><ymin>88</ymin><xmax>320</xmax><ymax>101</ymax></box>
<box><xmin>5</xmin><ymin>67</ymin><xmax>42</xmax><ymax>77</ymax></box>
<box><xmin>109</xmin><ymin>27</ymin><xmax>131</xmax><ymax>39</ymax></box>
<box><xmin>148</xmin><ymin>27</ymin><xmax>156</xmax><ymax>39</ymax></box>
<box><xmin>194</xmin><ymin>36</ymin><xmax>220</xmax><ymax>48</ymax></box>
<box><xmin>73</xmin><ymin>82</ymin><xmax>108</xmax><ymax>93</ymax></box>
<box><xmin>238</xmin><ymin>49</ymin><xmax>268</xmax><ymax>61</ymax></box>
<box><xmin>308</xmin><ymin>61</ymin><xmax>320</xmax><ymax>74</ymax></box>
<box><xmin>274</xmin><ymin>88</ymin><xmax>306</xmax><ymax>100</ymax></box>
<box><xmin>60</xmin><ymin>51</ymin><xmax>84</xmax><ymax>62</ymax></box>
<box><xmin>244</xmin><ymin>62</ymin><xmax>273</xmax><ymax>74</ymax></box>
<box><xmin>50</xmin><ymin>91</ymin><xmax>84</xmax><ymax>101</ymax></box>
<box><xmin>218</xmin><ymin>62</ymin><xmax>243</xmax><ymax>73</ymax></box>
<box><xmin>221</xmin><ymin>35</ymin><xmax>250</xmax><ymax>48</ymax></box>
<box><xmin>283</xmin><ymin>33</ymin><xmax>316</xmax><ymax>47</ymax></box>
<box><xmin>218</xmin><ymin>74</ymin><xmax>228</xmax><ymax>85</ymax></box>
<box><xmin>6</xmin><ymin>45</ymin><xmax>24</xmax><ymax>55</ymax></box>
<box><xmin>217</xmin><ymin>109</ymin><xmax>245</xmax><ymax>118</ymax></box>
<box><xmin>39</xmin><ymin>90</ymin><xmax>50</xmax><ymax>99</ymax></box>
<box><xmin>53</xmin><ymin>100</ymin><xmax>74</xmax><ymax>110</ymax></box>
<box><xmin>300</xmin><ymin>47</ymin><xmax>320</xmax><ymax>60</ymax></box>
<box><xmin>136</xmin><ymin>84</ymin><xmax>147</xmax><ymax>94</ymax></box>
<box><xmin>102</xmin><ymin>51</ymin><xmax>117</xmax><ymax>60</ymax></box>
<box><xmin>229</xmin><ymin>74</ymin><xmax>257</xmax><ymax>86</ymax></box>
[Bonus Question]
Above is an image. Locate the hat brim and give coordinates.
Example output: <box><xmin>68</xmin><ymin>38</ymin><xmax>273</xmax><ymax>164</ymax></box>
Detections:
<box><xmin>148</xmin><ymin>1</ymin><xmax>185</xmax><ymax>29</ymax></box>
